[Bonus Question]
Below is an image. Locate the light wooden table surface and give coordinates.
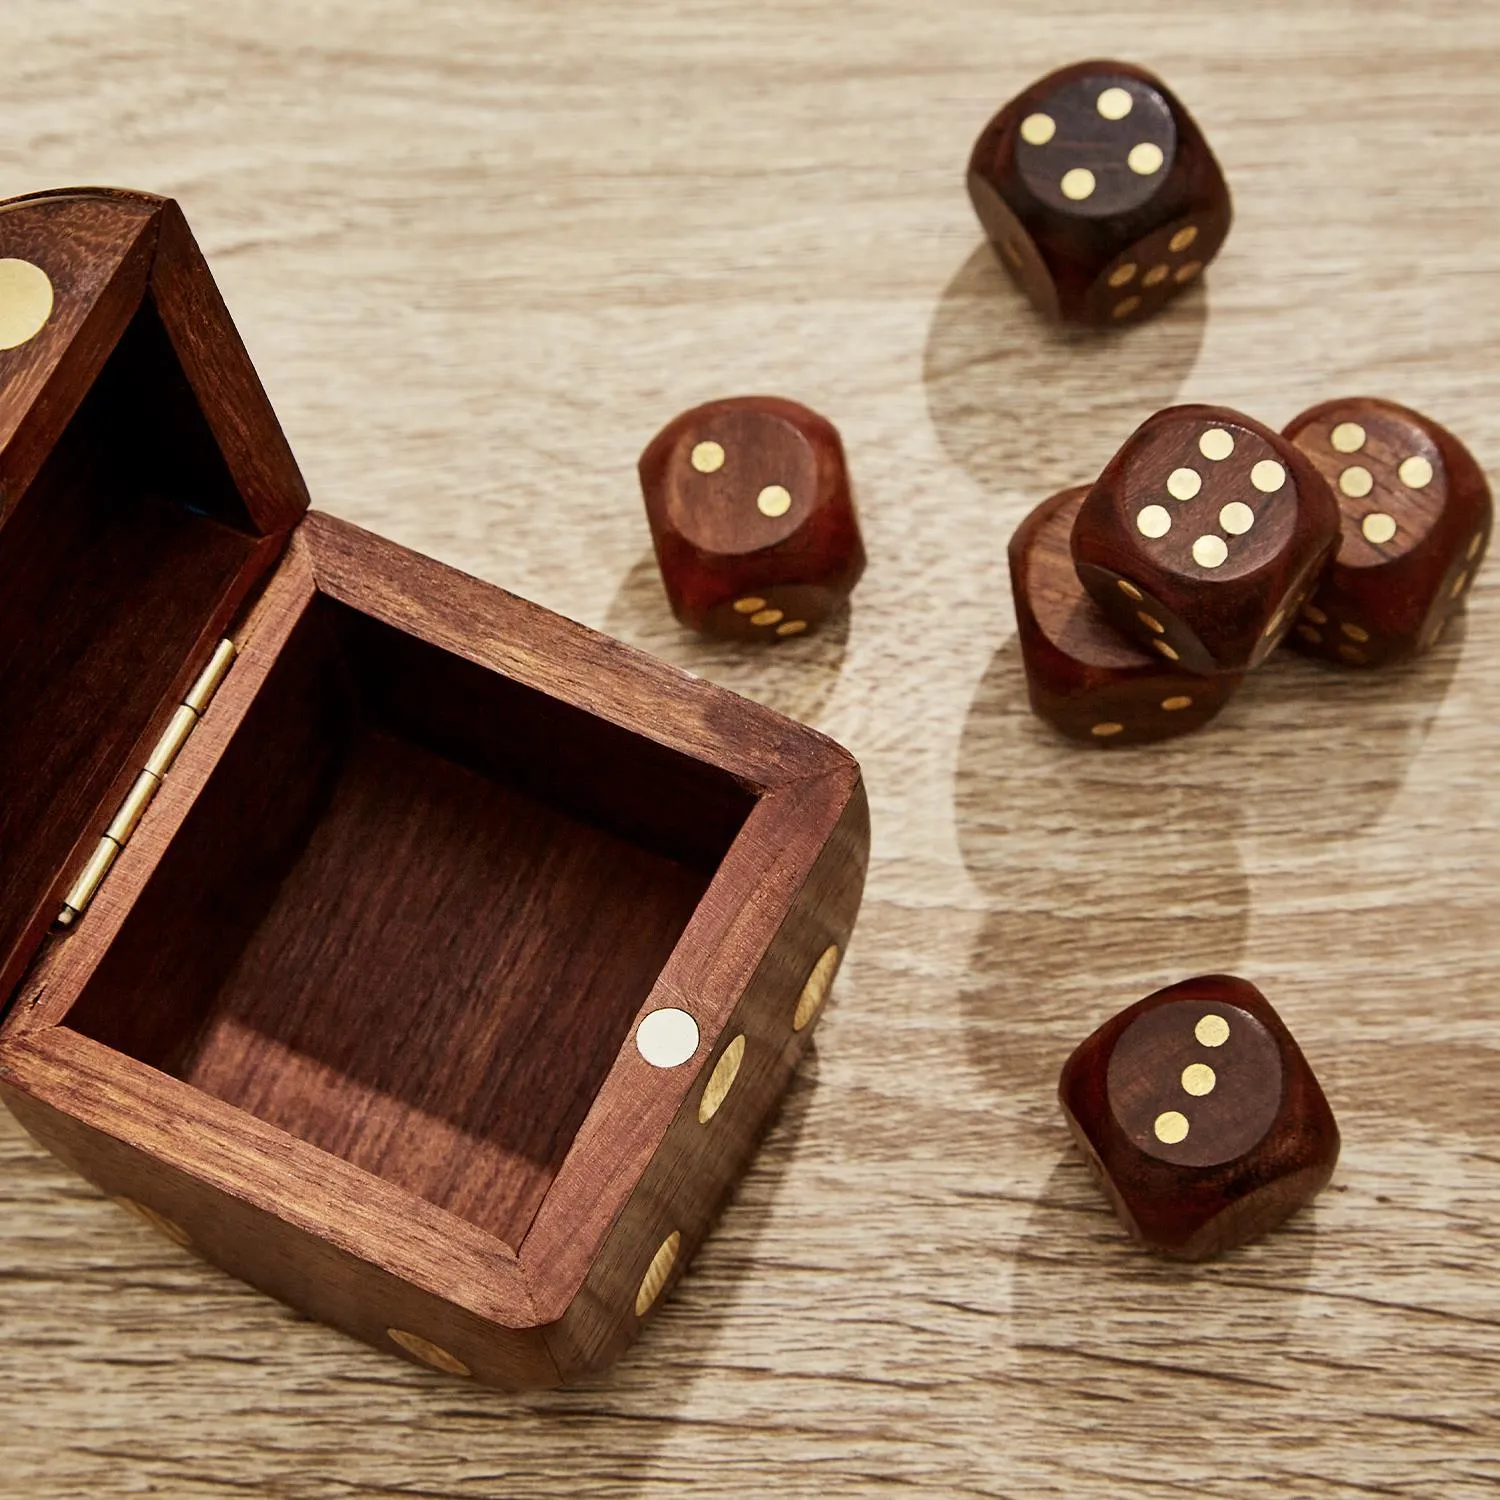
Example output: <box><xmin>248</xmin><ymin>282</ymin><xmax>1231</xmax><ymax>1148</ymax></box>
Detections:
<box><xmin>4</xmin><ymin>3</ymin><xmax>1499</xmax><ymax>1496</ymax></box>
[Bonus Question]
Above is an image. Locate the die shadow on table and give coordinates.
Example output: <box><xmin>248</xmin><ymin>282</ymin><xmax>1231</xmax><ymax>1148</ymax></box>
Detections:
<box><xmin>923</xmin><ymin>244</ymin><xmax>1209</xmax><ymax>507</ymax></box>
<box><xmin>1000</xmin><ymin>1149</ymin><xmax>1323</xmax><ymax>1468</ymax></box>
<box><xmin>1225</xmin><ymin>619</ymin><xmax>1468</xmax><ymax>849</ymax></box>
<box><xmin>952</xmin><ymin>635</ymin><xmax>1253</xmax><ymax>1117</ymax></box>
<box><xmin>605</xmin><ymin>550</ymin><xmax>851</xmax><ymax>726</ymax></box>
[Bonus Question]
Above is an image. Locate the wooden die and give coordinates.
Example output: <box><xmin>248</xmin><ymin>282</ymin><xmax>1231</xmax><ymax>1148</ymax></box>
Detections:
<box><xmin>1010</xmin><ymin>485</ymin><xmax>1242</xmax><ymax>744</ymax></box>
<box><xmin>0</xmin><ymin>189</ymin><xmax>869</xmax><ymax>1387</ymax></box>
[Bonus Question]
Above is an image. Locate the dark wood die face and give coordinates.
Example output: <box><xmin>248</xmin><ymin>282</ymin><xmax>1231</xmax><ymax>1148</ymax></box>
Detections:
<box><xmin>1089</xmin><ymin>213</ymin><xmax>1223</xmax><ymax>324</ymax></box>
<box><xmin>700</xmin><ymin>582</ymin><xmax>834</xmax><ymax>642</ymax></box>
<box><xmin>1283</xmin><ymin>398</ymin><xmax>1493</xmax><ymax>665</ymax></box>
<box><xmin>639</xmin><ymin>396</ymin><xmax>865</xmax><ymax>639</ymax></box>
<box><xmin>1106</xmin><ymin>1000</ymin><xmax>1282</xmax><ymax>1169</ymax></box>
<box><xmin>967</xmin><ymin>61</ymin><xmax>1230</xmax><ymax>326</ymax></box>
<box><xmin>965</xmin><ymin>168</ymin><xmax>1060</xmax><ymax>319</ymax></box>
<box><xmin>1106</xmin><ymin>414</ymin><xmax>1298</xmax><ymax>583</ymax></box>
<box><xmin>1014</xmin><ymin>72</ymin><xmax>1178</xmax><ymax>220</ymax></box>
<box><xmin>658</xmin><ymin>405</ymin><xmax>820</xmax><ymax>557</ymax></box>
<box><xmin>1059</xmin><ymin>976</ymin><xmax>1341</xmax><ymax>1260</ymax></box>
<box><xmin>1010</xmin><ymin>487</ymin><xmax>1240</xmax><ymax>744</ymax></box>
<box><xmin>1074</xmin><ymin>407</ymin><xmax>1339</xmax><ymax>674</ymax></box>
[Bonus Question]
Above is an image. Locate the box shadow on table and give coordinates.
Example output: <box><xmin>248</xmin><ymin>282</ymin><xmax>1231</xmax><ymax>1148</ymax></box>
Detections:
<box><xmin>605</xmin><ymin>549</ymin><xmax>851</xmax><ymax>726</ymax></box>
<box><xmin>923</xmin><ymin>244</ymin><xmax>1209</xmax><ymax>505</ymax></box>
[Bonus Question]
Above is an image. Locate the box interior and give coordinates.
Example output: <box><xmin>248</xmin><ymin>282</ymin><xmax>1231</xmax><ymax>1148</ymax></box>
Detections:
<box><xmin>0</xmin><ymin>301</ymin><xmax>263</xmax><ymax>980</ymax></box>
<box><xmin>64</xmin><ymin>593</ymin><xmax>757</xmax><ymax>1249</ymax></box>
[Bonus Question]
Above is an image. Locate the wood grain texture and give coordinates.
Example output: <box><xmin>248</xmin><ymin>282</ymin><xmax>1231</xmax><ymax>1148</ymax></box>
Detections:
<box><xmin>2</xmin><ymin>0</ymin><xmax>1499</xmax><ymax>1494</ymax></box>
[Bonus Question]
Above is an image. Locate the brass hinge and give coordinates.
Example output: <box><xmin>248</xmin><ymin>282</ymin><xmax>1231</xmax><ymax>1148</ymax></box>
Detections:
<box><xmin>56</xmin><ymin>638</ymin><xmax>238</xmax><ymax>928</ymax></box>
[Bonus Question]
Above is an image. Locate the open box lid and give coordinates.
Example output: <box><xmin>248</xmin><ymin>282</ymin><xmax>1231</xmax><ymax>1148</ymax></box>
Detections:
<box><xmin>0</xmin><ymin>188</ymin><xmax>310</xmax><ymax>1002</ymax></box>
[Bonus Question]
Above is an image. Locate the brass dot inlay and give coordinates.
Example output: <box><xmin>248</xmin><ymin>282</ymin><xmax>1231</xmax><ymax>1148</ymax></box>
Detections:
<box><xmin>698</xmin><ymin>1034</ymin><xmax>747</xmax><ymax>1124</ymax></box>
<box><xmin>635</xmin><ymin>1231</ymin><xmax>682</xmax><ymax>1317</ymax></box>
<box><xmin>1174</xmin><ymin>260</ymin><xmax>1203</xmax><ymax>283</ymax></box>
<box><xmin>794</xmin><ymin>944</ymin><xmax>841</xmax><ymax>1032</ymax></box>
<box><xmin>1109</xmin><ymin>263</ymin><xmax>1138</xmax><ymax>287</ymax></box>
<box><xmin>1199</xmin><ymin>428</ymin><xmax>1235</xmax><ymax>462</ymax></box>
<box><xmin>1020</xmin><ymin>112</ymin><xmax>1057</xmax><ymax>145</ymax></box>
<box><xmin>751</xmin><ymin>608</ymin><xmax>784</xmax><ymax>626</ymax></box>
<box><xmin>116</xmin><ymin>1197</ymin><xmax>193</xmax><ymax>1249</ymax></box>
<box><xmin>1061</xmin><ymin>167</ymin><xmax>1097</xmax><ymax>201</ymax></box>
<box><xmin>1118</xmin><ymin>579</ymin><xmax>1144</xmax><ymax>601</ymax></box>
<box><xmin>1181</xmin><ymin>1063</ymin><xmax>1217</xmax><ymax>1097</ymax></box>
<box><xmin>733</xmin><ymin>596</ymin><xmax>767</xmax><ymax>614</ymax></box>
<box><xmin>1451</xmin><ymin>571</ymin><xmax>1470</xmax><ymax>599</ymax></box>
<box><xmin>1097</xmin><ymin>87</ymin><xmax>1134</xmax><ymax>120</ymax></box>
<box><xmin>1297</xmin><ymin>624</ymin><xmax>1323</xmax><ymax>644</ymax></box>
<box><xmin>1193</xmin><ymin>535</ymin><xmax>1229</xmax><ymax>569</ymax></box>
<box><xmin>1339</xmin><ymin>644</ymin><xmax>1367</xmax><ymax>663</ymax></box>
<box><xmin>1153</xmin><ymin>639</ymin><xmax>1180</xmax><ymax>661</ymax></box>
<box><xmin>1340</xmin><ymin>466</ymin><xmax>1374</xmax><ymax>499</ymax></box>
<box><xmin>1161</xmin><ymin>695</ymin><xmax>1193</xmax><ymax>711</ymax></box>
<box><xmin>1341</xmin><ymin>623</ymin><xmax>1370</xmax><ymax>643</ymax></box>
<box><xmin>1136</xmin><ymin>504</ymin><xmax>1172</xmax><ymax>539</ymax></box>
<box><xmin>1154</xmin><ymin>1111</ymin><xmax>1190</xmax><ymax>1145</ymax></box>
<box><xmin>0</xmin><ymin>259</ymin><xmax>55</xmax><ymax>352</ymax></box>
<box><xmin>1143</xmin><ymin>263</ymin><xmax>1171</xmax><ymax>287</ymax></box>
<box><xmin>1303</xmin><ymin>603</ymin><xmax>1329</xmax><ymax>625</ymax></box>
<box><xmin>1091</xmin><ymin>722</ymin><xmax>1125</xmax><ymax>738</ymax></box>
<box><xmin>1252</xmin><ymin>460</ymin><xmax>1288</xmax><ymax>494</ymax></box>
<box><xmin>1169</xmin><ymin>225</ymin><xmax>1199</xmax><ymax>253</ymax></box>
<box><xmin>690</xmin><ymin>440</ymin><xmax>726</xmax><ymax>474</ymax></box>
<box><xmin>388</xmin><ymin>1328</ymin><xmax>472</xmax><ymax>1376</ymax></box>
<box><xmin>1400</xmin><ymin>455</ymin><xmax>1434</xmax><ymax>489</ymax></box>
<box><xmin>776</xmin><ymin>619</ymin><xmax>808</xmax><ymax>636</ymax></box>
<box><xmin>1219</xmin><ymin>501</ymin><xmax>1255</xmax><ymax>536</ymax></box>
<box><xmin>1138</xmin><ymin>611</ymin><xmax>1166</xmax><ymax>634</ymax></box>
<box><xmin>1128</xmin><ymin>142</ymin><xmax>1165</xmax><ymax>175</ymax></box>
<box><xmin>1330</xmin><ymin>422</ymin><xmax>1366</xmax><ymax>454</ymax></box>
<box><xmin>1362</xmin><ymin>513</ymin><xmax>1397</xmax><ymax>545</ymax></box>
<box><xmin>1195</xmin><ymin>1013</ymin><xmax>1230</xmax><ymax>1047</ymax></box>
<box><xmin>757</xmin><ymin>484</ymin><xmax>792</xmax><ymax>518</ymax></box>
<box><xmin>1113</xmin><ymin>296</ymin><xmax>1141</xmax><ymax>319</ymax></box>
<box><xmin>1167</xmin><ymin>467</ymin><xmax>1202</xmax><ymax>501</ymax></box>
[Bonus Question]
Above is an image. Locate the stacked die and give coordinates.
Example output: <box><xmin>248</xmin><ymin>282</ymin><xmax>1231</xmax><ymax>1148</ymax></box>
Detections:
<box><xmin>1012</xmin><ymin>400</ymin><xmax>1492</xmax><ymax>746</ymax></box>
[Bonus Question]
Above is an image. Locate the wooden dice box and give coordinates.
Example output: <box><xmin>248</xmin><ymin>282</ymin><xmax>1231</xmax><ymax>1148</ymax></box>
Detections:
<box><xmin>0</xmin><ymin>189</ymin><xmax>869</xmax><ymax>1386</ymax></box>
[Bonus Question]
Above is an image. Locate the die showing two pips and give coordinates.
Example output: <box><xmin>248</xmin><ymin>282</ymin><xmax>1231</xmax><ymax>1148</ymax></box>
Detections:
<box><xmin>639</xmin><ymin>395</ymin><xmax>865</xmax><ymax>640</ymax></box>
